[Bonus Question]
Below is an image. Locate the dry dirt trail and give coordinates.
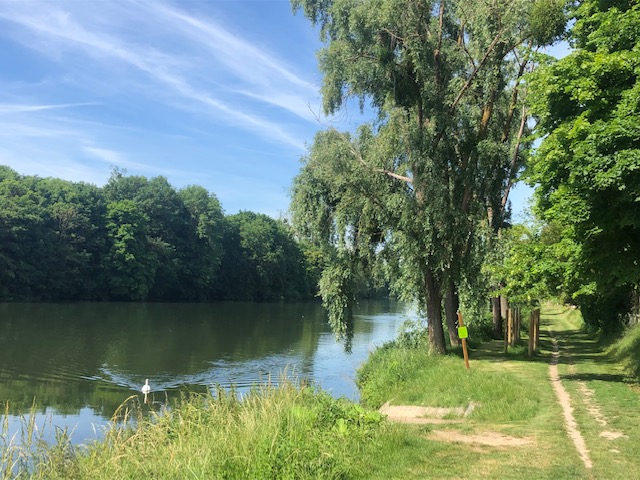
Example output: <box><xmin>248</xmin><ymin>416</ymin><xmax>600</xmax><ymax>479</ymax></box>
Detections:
<box><xmin>548</xmin><ymin>331</ymin><xmax>593</xmax><ymax>469</ymax></box>
<box><xmin>548</xmin><ymin>328</ymin><xmax>630</xmax><ymax>472</ymax></box>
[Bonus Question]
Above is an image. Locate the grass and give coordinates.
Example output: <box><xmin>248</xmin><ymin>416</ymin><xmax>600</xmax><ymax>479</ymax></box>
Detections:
<box><xmin>546</xmin><ymin>305</ymin><xmax>640</xmax><ymax>480</ymax></box>
<box><xmin>357</xmin><ymin>347</ymin><xmax>544</xmax><ymax>423</ymax></box>
<box><xmin>2</xmin><ymin>305</ymin><xmax>639</xmax><ymax>479</ymax></box>
<box><xmin>3</xmin><ymin>380</ymin><xmax>391</xmax><ymax>479</ymax></box>
<box><xmin>356</xmin><ymin>303</ymin><xmax>640</xmax><ymax>479</ymax></box>
<box><xmin>608</xmin><ymin>321</ymin><xmax>640</xmax><ymax>382</ymax></box>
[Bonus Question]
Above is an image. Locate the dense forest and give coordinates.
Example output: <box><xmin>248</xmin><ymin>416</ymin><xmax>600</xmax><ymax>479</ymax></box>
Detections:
<box><xmin>0</xmin><ymin>165</ymin><xmax>324</xmax><ymax>302</ymax></box>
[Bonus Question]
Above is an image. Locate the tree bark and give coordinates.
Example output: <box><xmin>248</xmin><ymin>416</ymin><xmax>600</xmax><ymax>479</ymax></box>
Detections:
<box><xmin>500</xmin><ymin>295</ymin><xmax>509</xmax><ymax>321</ymax></box>
<box><xmin>444</xmin><ymin>280</ymin><xmax>461</xmax><ymax>347</ymax></box>
<box><xmin>425</xmin><ymin>269</ymin><xmax>447</xmax><ymax>354</ymax></box>
<box><xmin>492</xmin><ymin>296</ymin><xmax>502</xmax><ymax>339</ymax></box>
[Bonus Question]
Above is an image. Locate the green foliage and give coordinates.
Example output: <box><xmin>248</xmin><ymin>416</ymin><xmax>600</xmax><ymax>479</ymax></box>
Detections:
<box><xmin>215</xmin><ymin>212</ymin><xmax>314</xmax><ymax>301</ymax></box>
<box><xmin>608</xmin><ymin>322</ymin><xmax>640</xmax><ymax>381</ymax></box>
<box><xmin>390</xmin><ymin>318</ymin><xmax>429</xmax><ymax>350</ymax></box>
<box><xmin>488</xmin><ymin>223</ymin><xmax>561</xmax><ymax>305</ymax></box>
<box><xmin>529</xmin><ymin>0</ymin><xmax>567</xmax><ymax>47</ymax></box>
<box><xmin>527</xmin><ymin>0</ymin><xmax>640</xmax><ymax>330</ymax></box>
<box><xmin>291</xmin><ymin>0</ymin><xmax>563</xmax><ymax>353</ymax></box>
<box><xmin>0</xmin><ymin>166</ymin><xmax>316</xmax><ymax>302</ymax></box>
<box><xmin>178</xmin><ymin>185</ymin><xmax>225</xmax><ymax>299</ymax></box>
<box><xmin>103</xmin><ymin>200</ymin><xmax>158</xmax><ymax>300</ymax></box>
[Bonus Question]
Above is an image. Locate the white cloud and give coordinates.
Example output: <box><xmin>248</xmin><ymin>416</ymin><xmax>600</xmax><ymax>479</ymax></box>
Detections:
<box><xmin>83</xmin><ymin>145</ymin><xmax>181</xmax><ymax>177</ymax></box>
<box><xmin>147</xmin><ymin>1</ymin><xmax>321</xmax><ymax>118</ymax></box>
<box><xmin>0</xmin><ymin>102</ymin><xmax>98</xmax><ymax>114</ymax></box>
<box><xmin>0</xmin><ymin>0</ymin><xmax>317</xmax><ymax>149</ymax></box>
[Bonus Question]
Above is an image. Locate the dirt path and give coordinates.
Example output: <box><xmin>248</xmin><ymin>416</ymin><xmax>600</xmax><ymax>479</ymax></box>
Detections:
<box><xmin>548</xmin><ymin>332</ymin><xmax>593</xmax><ymax>469</ymax></box>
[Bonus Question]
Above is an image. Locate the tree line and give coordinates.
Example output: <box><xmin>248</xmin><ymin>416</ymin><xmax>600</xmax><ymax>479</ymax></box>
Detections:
<box><xmin>0</xmin><ymin>166</ymin><xmax>319</xmax><ymax>302</ymax></box>
<box><xmin>493</xmin><ymin>0</ymin><xmax>640</xmax><ymax>333</ymax></box>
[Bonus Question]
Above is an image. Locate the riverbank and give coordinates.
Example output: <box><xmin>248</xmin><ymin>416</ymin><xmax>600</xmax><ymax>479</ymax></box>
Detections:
<box><xmin>3</xmin><ymin>304</ymin><xmax>639</xmax><ymax>479</ymax></box>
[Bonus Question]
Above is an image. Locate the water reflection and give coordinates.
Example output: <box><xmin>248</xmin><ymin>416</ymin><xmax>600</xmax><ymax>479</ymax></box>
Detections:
<box><xmin>0</xmin><ymin>300</ymin><xmax>414</xmax><ymax>443</ymax></box>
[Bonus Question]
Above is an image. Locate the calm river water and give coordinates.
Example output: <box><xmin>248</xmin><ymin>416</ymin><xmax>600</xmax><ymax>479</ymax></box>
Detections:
<box><xmin>0</xmin><ymin>300</ymin><xmax>414</xmax><ymax>444</ymax></box>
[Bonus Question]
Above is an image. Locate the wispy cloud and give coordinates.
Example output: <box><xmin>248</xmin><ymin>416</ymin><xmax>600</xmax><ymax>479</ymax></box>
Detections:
<box><xmin>0</xmin><ymin>0</ymin><xmax>326</xmax><ymax>215</ymax></box>
<box><xmin>0</xmin><ymin>102</ymin><xmax>98</xmax><ymax>114</ymax></box>
<box><xmin>83</xmin><ymin>145</ymin><xmax>181</xmax><ymax>177</ymax></box>
<box><xmin>148</xmin><ymin>1</ymin><xmax>321</xmax><ymax>117</ymax></box>
<box><xmin>0</xmin><ymin>0</ymin><xmax>317</xmax><ymax>149</ymax></box>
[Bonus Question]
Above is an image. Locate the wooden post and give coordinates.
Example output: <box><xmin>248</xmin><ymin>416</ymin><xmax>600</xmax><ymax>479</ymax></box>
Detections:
<box><xmin>458</xmin><ymin>311</ymin><xmax>470</xmax><ymax>370</ymax></box>
<box><xmin>534</xmin><ymin>309</ymin><xmax>540</xmax><ymax>351</ymax></box>
<box><xmin>504</xmin><ymin>311</ymin><xmax>508</xmax><ymax>354</ymax></box>
<box><xmin>528</xmin><ymin>310</ymin><xmax>535</xmax><ymax>357</ymax></box>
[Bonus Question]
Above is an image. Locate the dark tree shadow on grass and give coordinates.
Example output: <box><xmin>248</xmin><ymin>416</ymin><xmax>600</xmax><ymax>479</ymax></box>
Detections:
<box><xmin>559</xmin><ymin>373</ymin><xmax>631</xmax><ymax>384</ymax></box>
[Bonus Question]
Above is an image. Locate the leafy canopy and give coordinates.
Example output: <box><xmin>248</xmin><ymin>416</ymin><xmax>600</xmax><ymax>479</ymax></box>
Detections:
<box><xmin>527</xmin><ymin>0</ymin><xmax>640</xmax><ymax>330</ymax></box>
<box><xmin>291</xmin><ymin>0</ymin><xmax>566</xmax><ymax>351</ymax></box>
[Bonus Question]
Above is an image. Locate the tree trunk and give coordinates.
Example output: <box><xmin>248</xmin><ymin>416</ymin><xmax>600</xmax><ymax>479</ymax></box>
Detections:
<box><xmin>425</xmin><ymin>270</ymin><xmax>447</xmax><ymax>354</ymax></box>
<box><xmin>492</xmin><ymin>296</ymin><xmax>502</xmax><ymax>339</ymax></box>
<box><xmin>500</xmin><ymin>295</ymin><xmax>509</xmax><ymax>322</ymax></box>
<box><xmin>444</xmin><ymin>280</ymin><xmax>461</xmax><ymax>347</ymax></box>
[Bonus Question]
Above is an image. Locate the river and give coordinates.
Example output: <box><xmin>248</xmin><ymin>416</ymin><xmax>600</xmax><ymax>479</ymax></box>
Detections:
<box><xmin>0</xmin><ymin>300</ymin><xmax>414</xmax><ymax>445</ymax></box>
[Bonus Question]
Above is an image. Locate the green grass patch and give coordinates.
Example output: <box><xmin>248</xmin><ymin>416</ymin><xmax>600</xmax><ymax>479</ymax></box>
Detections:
<box><xmin>357</xmin><ymin>344</ymin><xmax>542</xmax><ymax>423</ymax></box>
<box><xmin>546</xmin><ymin>305</ymin><xmax>640</xmax><ymax>479</ymax></box>
<box><xmin>608</xmin><ymin>322</ymin><xmax>640</xmax><ymax>382</ymax></box>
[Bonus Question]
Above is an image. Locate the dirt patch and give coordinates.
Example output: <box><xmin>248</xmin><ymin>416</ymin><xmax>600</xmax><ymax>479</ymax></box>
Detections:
<box><xmin>549</xmin><ymin>334</ymin><xmax>593</xmax><ymax>469</ymax></box>
<box><xmin>600</xmin><ymin>431</ymin><xmax>627</xmax><ymax>440</ymax></box>
<box><xmin>579</xmin><ymin>383</ymin><xmax>608</xmax><ymax>427</ymax></box>
<box><xmin>577</xmin><ymin>382</ymin><xmax>628</xmax><ymax>441</ymax></box>
<box><xmin>429</xmin><ymin>429</ymin><xmax>532</xmax><ymax>447</ymax></box>
<box><xmin>380</xmin><ymin>401</ymin><xmax>476</xmax><ymax>424</ymax></box>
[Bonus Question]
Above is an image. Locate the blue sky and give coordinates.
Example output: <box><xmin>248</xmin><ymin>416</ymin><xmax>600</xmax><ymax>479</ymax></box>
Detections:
<box><xmin>0</xmin><ymin>0</ymin><xmax>566</xmax><ymax>219</ymax></box>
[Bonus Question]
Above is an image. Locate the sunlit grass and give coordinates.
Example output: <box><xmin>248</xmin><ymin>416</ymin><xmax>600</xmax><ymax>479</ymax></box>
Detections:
<box><xmin>357</xmin><ymin>347</ymin><xmax>543</xmax><ymax>423</ymax></box>
<box><xmin>608</xmin><ymin>322</ymin><xmax>640</xmax><ymax>382</ymax></box>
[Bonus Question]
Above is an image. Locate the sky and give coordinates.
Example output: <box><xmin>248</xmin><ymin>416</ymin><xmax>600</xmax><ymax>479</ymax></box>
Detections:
<box><xmin>0</xmin><ymin>0</ymin><xmax>567</xmax><ymax>219</ymax></box>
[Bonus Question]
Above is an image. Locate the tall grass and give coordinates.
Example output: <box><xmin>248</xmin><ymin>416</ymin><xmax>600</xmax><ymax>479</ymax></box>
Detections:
<box><xmin>2</xmin><ymin>380</ymin><xmax>385</xmax><ymax>479</ymax></box>
<box><xmin>608</xmin><ymin>321</ymin><xmax>640</xmax><ymax>381</ymax></box>
<box><xmin>1</xmin><ymin>401</ymin><xmax>76</xmax><ymax>479</ymax></box>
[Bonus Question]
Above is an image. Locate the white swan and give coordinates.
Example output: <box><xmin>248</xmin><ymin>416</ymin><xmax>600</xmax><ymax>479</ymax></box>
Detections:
<box><xmin>141</xmin><ymin>379</ymin><xmax>151</xmax><ymax>395</ymax></box>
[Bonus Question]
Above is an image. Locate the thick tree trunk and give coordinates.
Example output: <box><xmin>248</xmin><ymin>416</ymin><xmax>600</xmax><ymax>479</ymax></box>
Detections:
<box><xmin>492</xmin><ymin>296</ymin><xmax>502</xmax><ymax>339</ymax></box>
<box><xmin>444</xmin><ymin>280</ymin><xmax>461</xmax><ymax>348</ymax></box>
<box><xmin>500</xmin><ymin>295</ymin><xmax>509</xmax><ymax>322</ymax></box>
<box><xmin>425</xmin><ymin>270</ymin><xmax>447</xmax><ymax>354</ymax></box>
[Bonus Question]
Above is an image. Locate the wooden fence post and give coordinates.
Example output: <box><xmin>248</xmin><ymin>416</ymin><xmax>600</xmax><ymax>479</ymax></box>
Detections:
<box><xmin>458</xmin><ymin>311</ymin><xmax>470</xmax><ymax>370</ymax></box>
<box><xmin>504</xmin><ymin>309</ymin><xmax>509</xmax><ymax>354</ymax></box>
<box><xmin>528</xmin><ymin>310</ymin><xmax>535</xmax><ymax>357</ymax></box>
<box><xmin>535</xmin><ymin>309</ymin><xmax>540</xmax><ymax>351</ymax></box>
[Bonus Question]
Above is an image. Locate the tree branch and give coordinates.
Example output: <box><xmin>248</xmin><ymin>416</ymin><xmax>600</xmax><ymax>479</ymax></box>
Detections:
<box><xmin>501</xmin><ymin>49</ymin><xmax>530</xmax><ymax>143</ymax></box>
<box><xmin>451</xmin><ymin>29</ymin><xmax>505</xmax><ymax>111</ymax></box>
<box><xmin>500</xmin><ymin>104</ymin><xmax>527</xmax><ymax>217</ymax></box>
<box><xmin>327</xmin><ymin>126</ymin><xmax>414</xmax><ymax>185</ymax></box>
<box><xmin>376</xmin><ymin>169</ymin><xmax>413</xmax><ymax>183</ymax></box>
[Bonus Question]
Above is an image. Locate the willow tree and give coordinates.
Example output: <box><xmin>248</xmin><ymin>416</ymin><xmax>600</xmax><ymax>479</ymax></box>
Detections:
<box><xmin>290</xmin><ymin>0</ymin><xmax>564</xmax><ymax>353</ymax></box>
